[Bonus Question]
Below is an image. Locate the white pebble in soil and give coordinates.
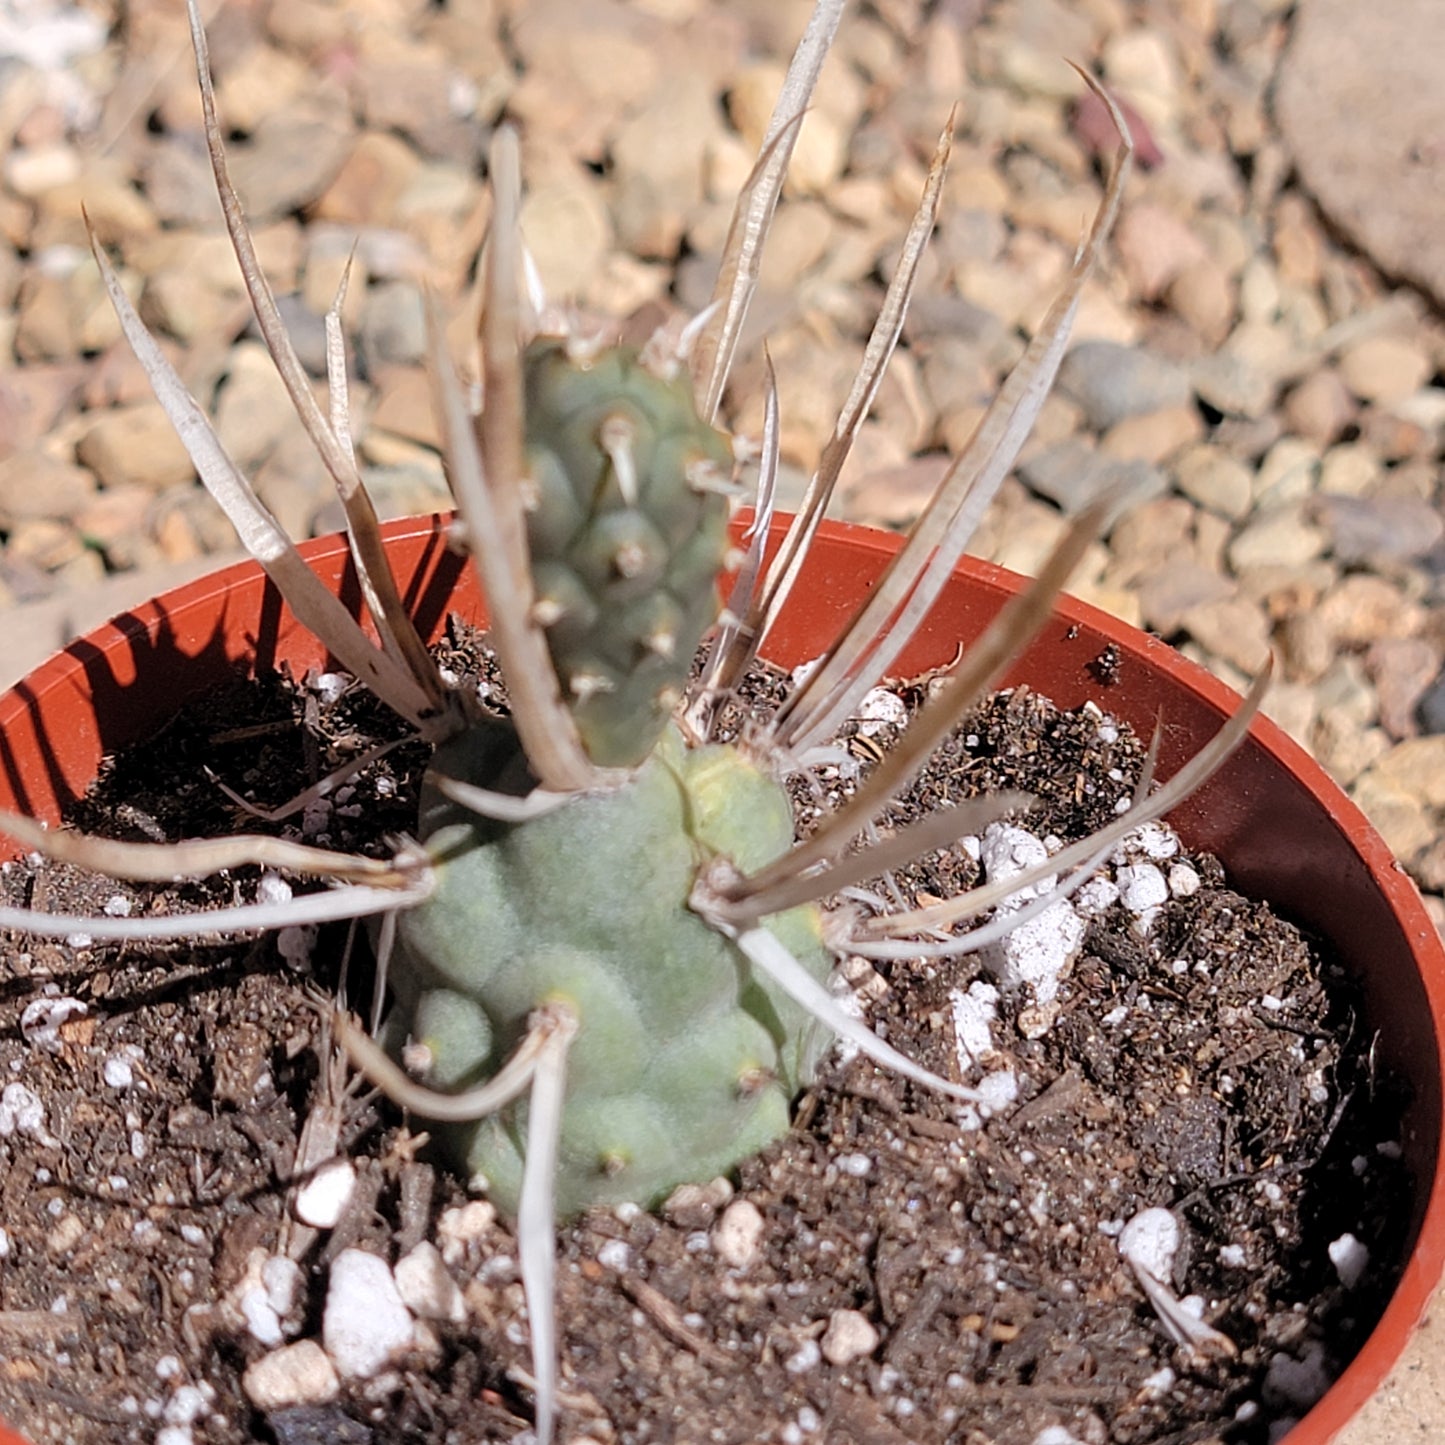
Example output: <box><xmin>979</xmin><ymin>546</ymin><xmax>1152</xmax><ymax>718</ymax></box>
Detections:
<box><xmin>976</xmin><ymin>823</ymin><xmax>1084</xmax><ymax>1005</ymax></box>
<box><xmin>322</xmin><ymin>1249</ymin><xmax>415</xmax><ymax>1379</ymax></box>
<box><xmin>949</xmin><ymin>981</ymin><xmax>1000</xmax><ymax>1074</ymax></box>
<box><xmin>394</xmin><ymin>1241</ymin><xmax>467</xmax><ymax>1324</ymax></box>
<box><xmin>1116</xmin><ymin>861</ymin><xmax>1169</xmax><ymax>934</ymax></box>
<box><xmin>712</xmin><ymin>1199</ymin><xmax>764</xmax><ymax>1270</ymax></box>
<box><xmin>1327</xmin><ymin>1232</ymin><xmax>1369</xmax><ymax>1289</ymax></box>
<box><xmin>242</xmin><ymin>1340</ymin><xmax>340</xmax><ymax>1410</ymax></box>
<box><xmin>1117</xmin><ymin>1207</ymin><xmax>1180</xmax><ymax>1283</ymax></box>
<box><xmin>854</xmin><ymin>687</ymin><xmax>908</xmax><ymax>736</ymax></box>
<box><xmin>293</xmin><ymin>1157</ymin><xmax>356</xmax><ymax>1229</ymax></box>
<box><xmin>20</xmin><ymin>994</ymin><xmax>87</xmax><ymax>1052</ymax></box>
<box><xmin>821</xmin><ymin>1308</ymin><xmax>879</xmax><ymax>1366</ymax></box>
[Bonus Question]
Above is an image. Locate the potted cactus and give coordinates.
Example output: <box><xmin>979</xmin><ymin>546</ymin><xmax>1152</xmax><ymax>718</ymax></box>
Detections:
<box><xmin>0</xmin><ymin>2</ymin><xmax>1441</xmax><ymax>1442</ymax></box>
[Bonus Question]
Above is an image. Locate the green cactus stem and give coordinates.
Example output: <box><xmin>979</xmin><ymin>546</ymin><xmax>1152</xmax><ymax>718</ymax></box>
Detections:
<box><xmin>390</xmin><ymin>721</ymin><xmax>831</xmax><ymax>1216</ymax></box>
<box><xmin>520</xmin><ymin>340</ymin><xmax>735</xmax><ymax>769</ymax></box>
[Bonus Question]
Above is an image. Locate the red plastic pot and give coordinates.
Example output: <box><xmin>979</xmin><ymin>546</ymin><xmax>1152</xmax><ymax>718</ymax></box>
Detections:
<box><xmin>0</xmin><ymin>512</ymin><xmax>1441</xmax><ymax>1445</ymax></box>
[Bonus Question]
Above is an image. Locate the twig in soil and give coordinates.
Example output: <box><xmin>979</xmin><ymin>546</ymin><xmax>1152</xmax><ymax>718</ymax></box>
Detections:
<box><xmin>613</xmin><ymin>1275</ymin><xmax>739</xmax><ymax>1373</ymax></box>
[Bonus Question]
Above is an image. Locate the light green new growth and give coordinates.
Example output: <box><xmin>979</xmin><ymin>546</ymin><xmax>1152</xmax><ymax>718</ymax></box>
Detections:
<box><xmin>521</xmin><ymin>340</ymin><xmax>734</xmax><ymax>768</ymax></box>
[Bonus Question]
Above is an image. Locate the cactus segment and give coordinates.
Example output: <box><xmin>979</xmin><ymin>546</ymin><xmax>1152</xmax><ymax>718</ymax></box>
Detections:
<box><xmin>392</xmin><ymin>723</ymin><xmax>831</xmax><ymax>1217</ymax></box>
<box><xmin>520</xmin><ymin>340</ymin><xmax>734</xmax><ymax>768</ymax></box>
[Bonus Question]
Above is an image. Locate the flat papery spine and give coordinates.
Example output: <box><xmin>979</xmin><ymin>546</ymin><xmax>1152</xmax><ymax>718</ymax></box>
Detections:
<box><xmin>691</xmin><ymin>0</ymin><xmax>846</xmax><ymax>420</ymax></box>
<box><xmin>517</xmin><ymin>1005</ymin><xmax>578</xmax><ymax>1445</ymax></box>
<box><xmin>696</xmin><ymin>910</ymin><xmax>985</xmax><ymax>1104</ymax></box>
<box><xmin>86</xmin><ymin>223</ymin><xmax>442</xmax><ymax>738</ymax></box>
<box><xmin>734</xmin><ymin>499</ymin><xmax>1112</xmax><ymax>905</ymax></box>
<box><xmin>0</xmin><ymin>806</ymin><xmax>415</xmax><ymax>885</ymax></box>
<box><xmin>709</xmin><ymin>114</ymin><xmax>954</xmax><ymax>717</ymax></box>
<box><xmin>433</xmin><ymin>127</ymin><xmax>602</xmax><ymax>794</ymax></box>
<box><xmin>769</xmin><ymin>84</ymin><xmax>1133</xmax><ymax>756</ymax></box>
<box><xmin>852</xmin><ymin>665</ymin><xmax>1270</xmax><ymax>940</ymax></box>
<box><xmin>0</xmin><ymin>880</ymin><xmax>433</xmax><ymax>941</ymax></box>
<box><xmin>184</xmin><ymin>0</ymin><xmax>450</xmax><ymax>724</ymax></box>
<box><xmin>333</xmin><ymin>1007</ymin><xmax>557</xmax><ymax>1122</ymax></box>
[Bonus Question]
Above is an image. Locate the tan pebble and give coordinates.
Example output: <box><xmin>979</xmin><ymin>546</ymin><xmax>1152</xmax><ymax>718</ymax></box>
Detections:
<box><xmin>1252</xmin><ymin>438</ymin><xmax>1320</xmax><ymax>509</ymax></box>
<box><xmin>1273</xmin><ymin>195</ymin><xmax>1326</xmax><ymax>290</ymax></box>
<box><xmin>1100</xmin><ymin>405</ymin><xmax>1204</xmax><ymax>466</ymax></box>
<box><xmin>518</xmin><ymin>171</ymin><xmax>613</xmax><ymax>299</ymax></box>
<box><xmin>712</xmin><ymin>1199</ymin><xmax>764</xmax><ymax>1270</ymax></box>
<box><xmin>1349</xmin><ymin>772</ymin><xmax>1436</xmax><ymax>863</ymax></box>
<box><xmin>242</xmin><ymin>1340</ymin><xmax>339</xmax><ymax>1411</ymax></box>
<box><xmin>1114</xmin><ymin>202</ymin><xmax>1209</xmax><ymax>301</ymax></box>
<box><xmin>46</xmin><ymin>1213</ymin><xmax>86</xmax><ymax>1256</ymax></box>
<box><xmin>214</xmin><ymin>44</ymin><xmax>313</xmax><ymax>132</ymax></box>
<box><xmin>1181</xmin><ymin>596</ymin><xmax>1273</xmax><ymax>676</ymax></box>
<box><xmin>216</xmin><ymin>341</ymin><xmax>299</xmax><ymax>471</ymax></box>
<box><xmin>313</xmin><ymin>132</ymin><xmax>423</xmax><ymax>229</ymax></box>
<box><xmin>1338</xmin><ymin>335</ymin><xmax>1432</xmax><ymax>406</ymax></box>
<box><xmin>1166</xmin><ymin>257</ymin><xmax>1237</xmax><ymax>347</ymax></box>
<box><xmin>1136</xmin><ymin>562</ymin><xmax>1235</xmax><ymax>635</ymax></box>
<box><xmin>1313</xmin><ymin>718</ymin><xmax>1390</xmax><ymax>787</ymax></box>
<box><xmin>1356</xmin><ymin>406</ymin><xmax>1430</xmax><ymax>462</ymax></box>
<box><xmin>821</xmin><ymin>1309</ymin><xmax>880</xmax><ymax>1367</ymax></box>
<box><xmin>1101</xmin><ymin>30</ymin><xmax>1181</xmax><ymax>129</ymax></box>
<box><xmin>1277</xmin><ymin>612</ymin><xmax>1336</xmax><ymax>685</ymax></box>
<box><xmin>1318</xmin><ymin>442</ymin><xmax>1381</xmax><ymax>497</ymax></box>
<box><xmin>1413</xmin><ymin>840</ymin><xmax>1445</xmax><ymax>895</ymax></box>
<box><xmin>3</xmin><ymin>145</ymin><xmax>81</xmax><ymax>198</ymax></box>
<box><xmin>0</xmin><ymin>450</ymin><xmax>97</xmax><ymax>526</ymax></box>
<box><xmin>9</xmin><ymin>518</ymin><xmax>85</xmax><ymax>571</ymax></box>
<box><xmin>16</xmin><ymin>264</ymin><xmax>126</xmax><ymax>364</ymax></box>
<box><xmin>1261</xmin><ymin>680</ymin><xmax>1319</xmax><ymax>748</ymax></box>
<box><xmin>369</xmin><ymin>366</ymin><xmax>441</xmax><ymax>451</ymax></box>
<box><xmin>73</xmin><ymin>486</ymin><xmax>156</xmax><ymax>568</ymax></box>
<box><xmin>1367</xmin><ymin>637</ymin><xmax>1444</xmax><ymax>739</ymax></box>
<box><xmin>1282</xmin><ymin>369</ymin><xmax>1357</xmax><ymax>445</ymax></box>
<box><xmin>141</xmin><ymin>270</ymin><xmax>249</xmax><ymax>347</ymax></box>
<box><xmin>155</xmin><ymin>505</ymin><xmax>208</xmax><ymax>564</ymax></box>
<box><xmin>1227</xmin><ymin>503</ymin><xmax>1328</xmax><ymax>574</ymax></box>
<box><xmin>1172</xmin><ymin>444</ymin><xmax>1253</xmax><ymax>520</ymax></box>
<box><xmin>1318</xmin><ymin>574</ymin><xmax>1425</xmax><ymax>645</ymax></box>
<box><xmin>76</xmin><ymin>404</ymin><xmax>195</xmax><ymax>491</ymax></box>
<box><xmin>1364</xmin><ymin>736</ymin><xmax>1445</xmax><ymax>810</ymax></box>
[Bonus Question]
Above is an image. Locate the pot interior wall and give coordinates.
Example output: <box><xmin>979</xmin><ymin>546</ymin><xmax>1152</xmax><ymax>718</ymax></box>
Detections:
<box><xmin>0</xmin><ymin>512</ymin><xmax>1440</xmax><ymax>1445</ymax></box>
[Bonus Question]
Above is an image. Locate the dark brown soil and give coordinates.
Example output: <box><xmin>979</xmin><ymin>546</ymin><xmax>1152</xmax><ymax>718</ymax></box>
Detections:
<box><xmin>0</xmin><ymin>629</ymin><xmax>1411</xmax><ymax>1445</ymax></box>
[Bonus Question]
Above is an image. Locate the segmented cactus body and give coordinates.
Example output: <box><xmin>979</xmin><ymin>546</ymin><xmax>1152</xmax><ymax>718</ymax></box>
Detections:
<box><xmin>522</xmin><ymin>339</ymin><xmax>734</xmax><ymax>768</ymax></box>
<box><xmin>392</xmin><ymin>723</ymin><xmax>831</xmax><ymax>1217</ymax></box>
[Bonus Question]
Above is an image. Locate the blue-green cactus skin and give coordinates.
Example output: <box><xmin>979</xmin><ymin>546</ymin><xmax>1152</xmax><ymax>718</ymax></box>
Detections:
<box><xmin>390</xmin><ymin>722</ymin><xmax>830</xmax><ymax>1218</ymax></box>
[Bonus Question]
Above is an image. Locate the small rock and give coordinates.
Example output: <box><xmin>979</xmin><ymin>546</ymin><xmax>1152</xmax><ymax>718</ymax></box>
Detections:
<box><xmin>1365</xmin><ymin>736</ymin><xmax>1445</xmax><ymax>811</ymax></box>
<box><xmin>242</xmin><ymin>1341</ymin><xmax>339</xmax><ymax>1411</ymax></box>
<box><xmin>1057</xmin><ymin>341</ymin><xmax>1190</xmax><ymax>431</ymax></box>
<box><xmin>1182</xmin><ymin>596</ymin><xmax>1273</xmax><ymax>675</ymax></box>
<box><xmin>1313</xmin><ymin>494</ymin><xmax>1445</xmax><ymax>567</ymax></box>
<box><xmin>1349</xmin><ymin>770</ymin><xmax>1435</xmax><ymax>863</ymax></box>
<box><xmin>712</xmin><ymin>1199</ymin><xmax>765</xmax><ymax>1270</ymax></box>
<box><xmin>1317</xmin><ymin>575</ymin><xmax>1425</xmax><ymax>645</ymax></box>
<box><xmin>1318</xmin><ymin>442</ymin><xmax>1381</xmax><ymax>497</ymax></box>
<box><xmin>1189</xmin><ymin>351</ymin><xmax>1274</xmax><ymax>420</ymax></box>
<box><xmin>517</xmin><ymin>171</ymin><xmax>614</xmax><ymax>299</ymax></box>
<box><xmin>1137</xmin><ymin>562</ymin><xmax>1235</xmax><ymax>635</ymax></box>
<box><xmin>1100</xmin><ymin>405</ymin><xmax>1204</xmax><ymax>465</ymax></box>
<box><xmin>1252</xmin><ymin>438</ymin><xmax>1320</xmax><ymax>509</ymax></box>
<box><xmin>394</xmin><ymin>1242</ymin><xmax>466</xmax><ymax>1325</ymax></box>
<box><xmin>1282</xmin><ymin>368</ymin><xmax>1357</xmax><ymax>445</ymax></box>
<box><xmin>358</xmin><ymin>282</ymin><xmax>427</xmax><ymax>369</ymax></box>
<box><xmin>0</xmin><ymin>449</ymin><xmax>97</xmax><ymax>527</ymax></box>
<box><xmin>1337</xmin><ymin>334</ymin><xmax>1433</xmax><ymax>406</ymax></box>
<box><xmin>228</xmin><ymin>105</ymin><xmax>354</xmax><ymax>223</ymax></box>
<box><xmin>215</xmin><ymin>341</ymin><xmax>298</xmax><ymax>471</ymax></box>
<box><xmin>821</xmin><ymin>1309</ymin><xmax>880</xmax><ymax>1366</ymax></box>
<box><xmin>322</xmin><ymin>1250</ymin><xmax>414</xmax><ymax>1380</ymax></box>
<box><xmin>1172</xmin><ymin>444</ymin><xmax>1253</xmax><ymax>520</ymax></box>
<box><xmin>76</xmin><ymin>404</ymin><xmax>194</xmax><ymax>491</ymax></box>
<box><xmin>293</xmin><ymin>1158</ymin><xmax>356</xmax><ymax>1230</ymax></box>
<box><xmin>1227</xmin><ymin>504</ymin><xmax>1328</xmax><ymax>574</ymax></box>
<box><xmin>1166</xmin><ymin>257</ymin><xmax>1237</xmax><ymax>347</ymax></box>
<box><xmin>1114</xmin><ymin>202</ymin><xmax>1208</xmax><ymax>301</ymax></box>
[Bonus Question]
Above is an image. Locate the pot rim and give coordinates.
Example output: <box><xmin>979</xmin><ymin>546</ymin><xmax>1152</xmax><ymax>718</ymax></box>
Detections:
<box><xmin>0</xmin><ymin>510</ymin><xmax>1440</xmax><ymax>1445</ymax></box>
